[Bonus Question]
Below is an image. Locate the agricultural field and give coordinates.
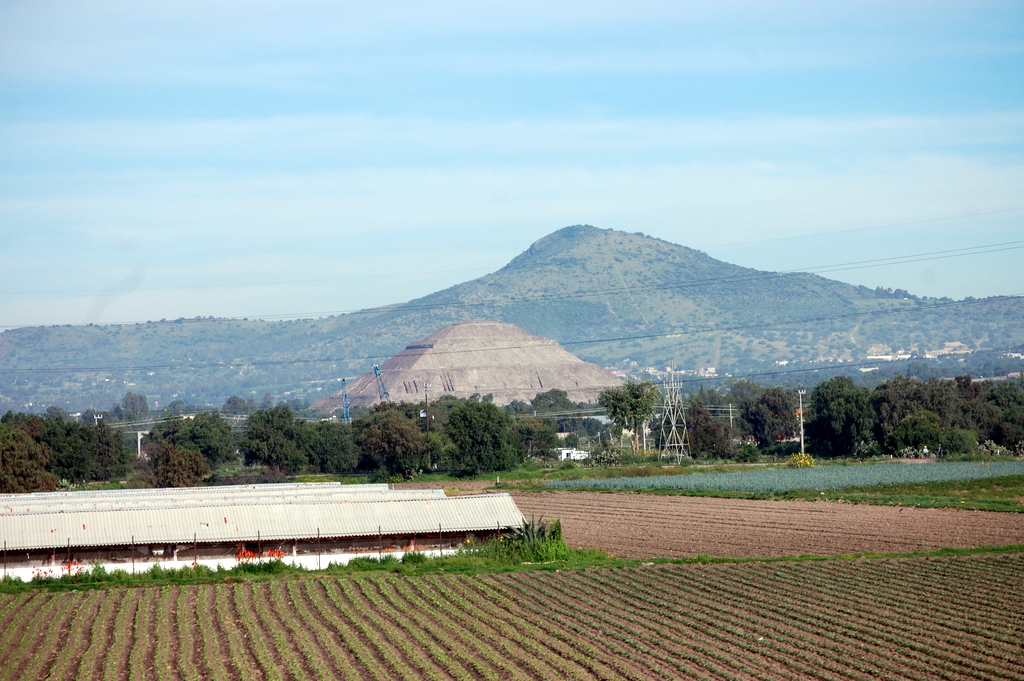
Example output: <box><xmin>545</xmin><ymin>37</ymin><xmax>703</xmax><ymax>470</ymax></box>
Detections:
<box><xmin>1</xmin><ymin>554</ymin><xmax>1022</xmax><ymax>680</ymax></box>
<box><xmin>513</xmin><ymin>491</ymin><xmax>1024</xmax><ymax>559</ymax></box>
<box><xmin>543</xmin><ymin>460</ymin><xmax>1024</xmax><ymax>494</ymax></box>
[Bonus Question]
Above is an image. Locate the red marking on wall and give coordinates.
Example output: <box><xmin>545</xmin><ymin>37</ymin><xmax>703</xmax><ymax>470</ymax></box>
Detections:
<box><xmin>82</xmin><ymin>524</ymin><xmax>86</xmax><ymax>530</ymax></box>
<box><xmin>224</xmin><ymin>517</ymin><xmax>228</xmax><ymax>524</ymax></box>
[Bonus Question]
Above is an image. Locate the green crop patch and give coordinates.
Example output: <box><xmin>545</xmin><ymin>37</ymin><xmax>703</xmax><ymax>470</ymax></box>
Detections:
<box><xmin>545</xmin><ymin>460</ymin><xmax>1024</xmax><ymax>495</ymax></box>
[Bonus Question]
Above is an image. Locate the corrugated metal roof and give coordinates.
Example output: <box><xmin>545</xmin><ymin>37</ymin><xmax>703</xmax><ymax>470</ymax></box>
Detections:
<box><xmin>0</xmin><ymin>482</ymin><xmax>385</xmax><ymax>504</ymax></box>
<box><xmin>0</xmin><ymin>493</ymin><xmax>524</xmax><ymax>551</ymax></box>
<box><xmin>1</xmin><ymin>487</ymin><xmax>443</xmax><ymax>515</ymax></box>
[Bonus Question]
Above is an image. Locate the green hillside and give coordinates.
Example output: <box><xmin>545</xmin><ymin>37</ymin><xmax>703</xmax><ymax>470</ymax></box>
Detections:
<box><xmin>2</xmin><ymin>225</ymin><xmax>1022</xmax><ymax>411</ymax></box>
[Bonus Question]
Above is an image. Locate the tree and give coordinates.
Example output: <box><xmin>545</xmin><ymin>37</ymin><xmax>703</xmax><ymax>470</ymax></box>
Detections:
<box><xmin>1</xmin><ymin>410</ymin><xmax>128</xmax><ymax>484</ymax></box>
<box><xmin>745</xmin><ymin>387</ymin><xmax>798</xmax><ymax>449</ymax></box>
<box><xmin>517</xmin><ymin>416</ymin><xmax>559</xmax><ymax>458</ymax></box>
<box><xmin>872</xmin><ymin>375</ymin><xmax>924</xmax><ymax>445</ymax></box>
<box><xmin>148</xmin><ymin>442</ymin><xmax>211</xmax><ymax>487</ymax></box>
<box><xmin>598</xmin><ymin>381</ymin><xmax>660</xmax><ymax>456</ymax></box>
<box><xmin>222</xmin><ymin>395</ymin><xmax>256</xmax><ymax>416</ymax></box>
<box><xmin>162</xmin><ymin>400</ymin><xmax>199</xmax><ymax>416</ymax></box>
<box><xmin>528</xmin><ymin>389</ymin><xmax>597</xmax><ymax>434</ymax></box>
<box><xmin>307</xmin><ymin>420</ymin><xmax>357</xmax><ymax>473</ymax></box>
<box><xmin>40</xmin><ymin>417</ymin><xmax>97</xmax><ymax>483</ymax></box>
<box><xmin>149</xmin><ymin>411</ymin><xmax>236</xmax><ymax>467</ymax></box>
<box><xmin>239</xmin><ymin>406</ymin><xmax>308</xmax><ymax>474</ymax></box>
<box><xmin>686</xmin><ymin>400</ymin><xmax>732</xmax><ymax>459</ymax></box>
<box><xmin>427</xmin><ymin>432</ymin><xmax>458</xmax><ymax>471</ymax></box>
<box><xmin>354</xmin><ymin>411</ymin><xmax>428</xmax><ymax>477</ymax></box>
<box><xmin>118</xmin><ymin>392</ymin><xmax>149</xmax><ymax>422</ymax></box>
<box><xmin>887</xmin><ymin>411</ymin><xmax>943</xmax><ymax>454</ymax></box>
<box><xmin>445</xmin><ymin>401</ymin><xmax>524</xmax><ymax>474</ymax></box>
<box><xmin>0</xmin><ymin>424</ymin><xmax>59</xmax><ymax>493</ymax></box>
<box><xmin>94</xmin><ymin>420</ymin><xmax>131</xmax><ymax>480</ymax></box>
<box><xmin>530</xmin><ymin>389</ymin><xmax>575</xmax><ymax>413</ymax></box>
<box><xmin>44</xmin><ymin>405</ymin><xmax>70</xmax><ymax>421</ymax></box>
<box><xmin>724</xmin><ymin>380</ymin><xmax>765</xmax><ymax>438</ymax></box>
<box><xmin>806</xmin><ymin>377</ymin><xmax>875</xmax><ymax>457</ymax></box>
<box><xmin>941</xmin><ymin>429</ymin><xmax>977</xmax><ymax>456</ymax></box>
<box><xmin>983</xmin><ymin>380</ymin><xmax>1024</xmax><ymax>447</ymax></box>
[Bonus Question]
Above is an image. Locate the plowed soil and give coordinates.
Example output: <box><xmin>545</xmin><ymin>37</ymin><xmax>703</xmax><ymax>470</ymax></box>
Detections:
<box><xmin>6</xmin><ymin>555</ymin><xmax>1023</xmax><ymax>680</ymax></box>
<box><xmin>512</xmin><ymin>491</ymin><xmax>1024</xmax><ymax>558</ymax></box>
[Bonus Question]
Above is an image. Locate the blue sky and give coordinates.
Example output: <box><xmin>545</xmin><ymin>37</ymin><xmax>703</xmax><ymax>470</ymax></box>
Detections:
<box><xmin>2</xmin><ymin>1</ymin><xmax>1023</xmax><ymax>328</ymax></box>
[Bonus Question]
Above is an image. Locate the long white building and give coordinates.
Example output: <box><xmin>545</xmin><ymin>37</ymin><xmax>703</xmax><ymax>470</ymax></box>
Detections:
<box><xmin>0</xmin><ymin>483</ymin><xmax>525</xmax><ymax>580</ymax></box>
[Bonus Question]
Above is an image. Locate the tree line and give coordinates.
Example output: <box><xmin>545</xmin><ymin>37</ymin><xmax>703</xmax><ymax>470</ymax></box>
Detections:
<box><xmin>0</xmin><ymin>411</ymin><xmax>131</xmax><ymax>493</ymax></box>
<box><xmin>0</xmin><ymin>389</ymin><xmax>598</xmax><ymax>492</ymax></box>
<box><xmin>664</xmin><ymin>374</ymin><xmax>1024</xmax><ymax>459</ymax></box>
<box><xmin>3</xmin><ymin>374</ymin><xmax>1020</xmax><ymax>493</ymax></box>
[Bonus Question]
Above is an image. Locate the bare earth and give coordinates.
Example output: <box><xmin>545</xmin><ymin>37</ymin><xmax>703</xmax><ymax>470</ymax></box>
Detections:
<box><xmin>512</xmin><ymin>491</ymin><xmax>1024</xmax><ymax>559</ymax></box>
<box><xmin>392</xmin><ymin>480</ymin><xmax>495</xmax><ymax>491</ymax></box>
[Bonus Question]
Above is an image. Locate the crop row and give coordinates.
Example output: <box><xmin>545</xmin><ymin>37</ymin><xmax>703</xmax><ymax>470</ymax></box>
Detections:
<box><xmin>544</xmin><ymin>460</ymin><xmax>1024</xmax><ymax>492</ymax></box>
<box><xmin>0</xmin><ymin>554</ymin><xmax>1021</xmax><ymax>680</ymax></box>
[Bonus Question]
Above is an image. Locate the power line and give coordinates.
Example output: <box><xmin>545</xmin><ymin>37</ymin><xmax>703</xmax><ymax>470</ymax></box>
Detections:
<box><xmin>692</xmin><ymin>188</ymin><xmax>1024</xmax><ymax>233</ymax></box>
<box><xmin>704</xmin><ymin>205</ymin><xmax>1024</xmax><ymax>249</ymax></box>
<box><xmin>667</xmin><ymin>344</ymin><xmax>1024</xmax><ymax>386</ymax></box>
<box><xmin>104</xmin><ymin>341</ymin><xmax>1024</xmax><ymax>420</ymax></box>
<box><xmin>0</xmin><ymin>266</ymin><xmax>494</xmax><ymax>297</ymax></box>
<box><xmin>1</xmin><ymin>294</ymin><xmax>1021</xmax><ymax>376</ymax></box>
<box><xmin>2</xmin><ymin>237</ymin><xmax>1021</xmax><ymax>331</ymax></box>
<box><xmin>562</xmin><ymin>294</ymin><xmax>1024</xmax><ymax>347</ymax></box>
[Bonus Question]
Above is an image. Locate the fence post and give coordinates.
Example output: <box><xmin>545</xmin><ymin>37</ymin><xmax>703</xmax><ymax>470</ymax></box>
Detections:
<box><xmin>258</xmin><ymin>530</ymin><xmax>261</xmax><ymax>557</ymax></box>
<box><xmin>438</xmin><ymin>523</ymin><xmax>442</xmax><ymax>556</ymax></box>
<box><xmin>317</xmin><ymin>528</ymin><xmax>321</xmax><ymax>570</ymax></box>
<box><xmin>378</xmin><ymin>525</ymin><xmax>382</xmax><ymax>560</ymax></box>
<box><xmin>193</xmin><ymin>533</ymin><xmax>197</xmax><ymax>566</ymax></box>
<box><xmin>131</xmin><ymin>535</ymin><xmax>135</xmax><ymax>575</ymax></box>
<box><xmin>3</xmin><ymin>540</ymin><xmax>6</xmax><ymax>579</ymax></box>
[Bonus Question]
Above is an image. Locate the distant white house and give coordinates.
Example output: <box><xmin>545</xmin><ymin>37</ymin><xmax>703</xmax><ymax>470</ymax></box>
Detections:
<box><xmin>556</xmin><ymin>448</ymin><xmax>590</xmax><ymax>461</ymax></box>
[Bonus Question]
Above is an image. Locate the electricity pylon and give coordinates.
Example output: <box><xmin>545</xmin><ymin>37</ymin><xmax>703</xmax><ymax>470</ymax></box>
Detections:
<box><xmin>373</xmin><ymin>364</ymin><xmax>392</xmax><ymax>404</ymax></box>
<box><xmin>659</xmin><ymin>372</ymin><xmax>691</xmax><ymax>463</ymax></box>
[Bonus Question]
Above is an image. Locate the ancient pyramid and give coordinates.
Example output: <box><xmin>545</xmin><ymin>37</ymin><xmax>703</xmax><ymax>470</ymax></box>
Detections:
<box><xmin>312</xmin><ymin>320</ymin><xmax>622</xmax><ymax>410</ymax></box>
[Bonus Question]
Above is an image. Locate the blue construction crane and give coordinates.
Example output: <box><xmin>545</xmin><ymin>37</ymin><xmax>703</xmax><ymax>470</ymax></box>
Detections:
<box><xmin>373</xmin><ymin>364</ymin><xmax>392</xmax><ymax>403</ymax></box>
<box><xmin>340</xmin><ymin>377</ymin><xmax>352</xmax><ymax>424</ymax></box>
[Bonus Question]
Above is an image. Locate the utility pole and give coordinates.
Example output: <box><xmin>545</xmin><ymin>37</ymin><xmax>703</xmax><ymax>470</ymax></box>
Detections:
<box><xmin>797</xmin><ymin>390</ymin><xmax>806</xmax><ymax>455</ymax></box>
<box><xmin>423</xmin><ymin>382</ymin><xmax>431</xmax><ymax>435</ymax></box>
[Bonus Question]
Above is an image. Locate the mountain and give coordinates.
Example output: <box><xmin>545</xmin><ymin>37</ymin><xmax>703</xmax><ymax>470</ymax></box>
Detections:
<box><xmin>2</xmin><ymin>225</ymin><xmax>1022</xmax><ymax>412</ymax></box>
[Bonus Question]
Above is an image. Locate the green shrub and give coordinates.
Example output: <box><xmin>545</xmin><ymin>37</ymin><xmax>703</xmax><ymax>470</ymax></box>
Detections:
<box><xmin>347</xmin><ymin>556</ymin><xmax>384</xmax><ymax>570</ymax></box>
<box><xmin>503</xmin><ymin>517</ymin><xmax>569</xmax><ymax>562</ymax></box>
<box><xmin>346</xmin><ymin>554</ymin><xmax>400</xmax><ymax>571</ymax></box>
<box><xmin>401</xmin><ymin>551</ymin><xmax>428</xmax><ymax>565</ymax></box>
<box><xmin>941</xmin><ymin>429</ymin><xmax>977</xmax><ymax>456</ymax></box>
<box><xmin>734</xmin><ymin>444</ymin><xmax>760</xmax><ymax>463</ymax></box>
<box><xmin>233</xmin><ymin>559</ymin><xmax>290</xmax><ymax>575</ymax></box>
<box><xmin>886</xmin><ymin>411</ymin><xmax>942</xmax><ymax>454</ymax></box>
<box><xmin>762</xmin><ymin>442</ymin><xmax>800</xmax><ymax>458</ymax></box>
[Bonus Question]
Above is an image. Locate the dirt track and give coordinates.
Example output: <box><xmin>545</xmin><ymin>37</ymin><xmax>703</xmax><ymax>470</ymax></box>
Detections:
<box><xmin>512</xmin><ymin>491</ymin><xmax>1024</xmax><ymax>559</ymax></box>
